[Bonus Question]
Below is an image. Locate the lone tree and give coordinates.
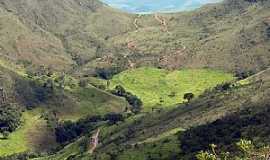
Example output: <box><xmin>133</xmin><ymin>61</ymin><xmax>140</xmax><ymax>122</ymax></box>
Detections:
<box><xmin>113</xmin><ymin>85</ymin><xmax>126</xmax><ymax>96</ymax></box>
<box><xmin>183</xmin><ymin>93</ymin><xmax>194</xmax><ymax>103</ymax></box>
<box><xmin>126</xmin><ymin>94</ymin><xmax>142</xmax><ymax>113</ymax></box>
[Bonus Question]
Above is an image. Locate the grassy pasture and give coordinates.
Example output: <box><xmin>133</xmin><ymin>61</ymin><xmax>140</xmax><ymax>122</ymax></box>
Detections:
<box><xmin>110</xmin><ymin>67</ymin><xmax>234</xmax><ymax>110</ymax></box>
<box><xmin>0</xmin><ymin>109</ymin><xmax>56</xmax><ymax>156</ymax></box>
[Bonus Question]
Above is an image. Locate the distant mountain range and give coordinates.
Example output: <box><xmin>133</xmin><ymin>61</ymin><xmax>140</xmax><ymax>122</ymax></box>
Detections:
<box><xmin>101</xmin><ymin>0</ymin><xmax>222</xmax><ymax>13</ymax></box>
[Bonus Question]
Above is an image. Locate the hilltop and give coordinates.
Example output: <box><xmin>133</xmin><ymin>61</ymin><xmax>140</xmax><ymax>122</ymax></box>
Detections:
<box><xmin>0</xmin><ymin>0</ymin><xmax>269</xmax><ymax>75</ymax></box>
<box><xmin>106</xmin><ymin>0</ymin><xmax>270</xmax><ymax>74</ymax></box>
<box><xmin>0</xmin><ymin>0</ymin><xmax>135</xmax><ymax>70</ymax></box>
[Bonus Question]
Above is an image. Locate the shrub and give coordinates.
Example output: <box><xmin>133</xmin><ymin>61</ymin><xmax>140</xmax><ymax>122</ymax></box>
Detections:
<box><xmin>112</xmin><ymin>85</ymin><xmax>126</xmax><ymax>96</ymax></box>
<box><xmin>55</xmin><ymin>113</ymin><xmax>126</xmax><ymax>144</ymax></box>
<box><xmin>234</xmin><ymin>70</ymin><xmax>255</xmax><ymax>80</ymax></box>
<box><xmin>0</xmin><ymin>104</ymin><xmax>22</xmax><ymax>133</ymax></box>
<box><xmin>104</xmin><ymin>113</ymin><xmax>124</xmax><ymax>125</ymax></box>
<box><xmin>55</xmin><ymin>115</ymin><xmax>101</xmax><ymax>143</ymax></box>
<box><xmin>214</xmin><ymin>82</ymin><xmax>231</xmax><ymax>92</ymax></box>
<box><xmin>125</xmin><ymin>93</ymin><xmax>142</xmax><ymax>113</ymax></box>
<box><xmin>183</xmin><ymin>93</ymin><xmax>194</xmax><ymax>102</ymax></box>
<box><xmin>95</xmin><ymin>67</ymin><xmax>121</xmax><ymax>80</ymax></box>
<box><xmin>196</xmin><ymin>139</ymin><xmax>270</xmax><ymax>160</ymax></box>
<box><xmin>111</xmin><ymin>85</ymin><xmax>143</xmax><ymax>113</ymax></box>
<box><xmin>55</xmin><ymin>121</ymin><xmax>82</xmax><ymax>144</ymax></box>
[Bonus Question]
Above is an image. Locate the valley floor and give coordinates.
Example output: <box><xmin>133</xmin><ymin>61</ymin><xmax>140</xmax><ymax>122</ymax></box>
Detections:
<box><xmin>110</xmin><ymin>67</ymin><xmax>234</xmax><ymax>110</ymax></box>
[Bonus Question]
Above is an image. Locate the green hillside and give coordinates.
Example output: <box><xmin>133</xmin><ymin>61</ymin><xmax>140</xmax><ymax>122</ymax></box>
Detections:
<box><xmin>33</xmin><ymin>67</ymin><xmax>270</xmax><ymax>160</ymax></box>
<box><xmin>0</xmin><ymin>109</ymin><xmax>56</xmax><ymax>156</ymax></box>
<box><xmin>0</xmin><ymin>0</ymin><xmax>269</xmax><ymax>159</ymax></box>
<box><xmin>0</xmin><ymin>63</ymin><xmax>128</xmax><ymax>157</ymax></box>
<box><xmin>110</xmin><ymin>67</ymin><xmax>234</xmax><ymax>109</ymax></box>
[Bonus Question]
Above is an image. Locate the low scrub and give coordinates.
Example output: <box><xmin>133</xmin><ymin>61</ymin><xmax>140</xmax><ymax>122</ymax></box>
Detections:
<box><xmin>0</xmin><ymin>104</ymin><xmax>22</xmax><ymax>137</ymax></box>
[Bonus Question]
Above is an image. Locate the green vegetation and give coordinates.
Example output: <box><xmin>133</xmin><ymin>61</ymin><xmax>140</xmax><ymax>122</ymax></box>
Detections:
<box><xmin>110</xmin><ymin>67</ymin><xmax>234</xmax><ymax>109</ymax></box>
<box><xmin>183</xmin><ymin>93</ymin><xmax>194</xmax><ymax>103</ymax></box>
<box><xmin>60</xmin><ymin>86</ymin><xmax>127</xmax><ymax>121</ymax></box>
<box><xmin>84</xmin><ymin>68</ymin><xmax>268</xmax><ymax>160</ymax></box>
<box><xmin>55</xmin><ymin>113</ymin><xmax>124</xmax><ymax>144</ymax></box>
<box><xmin>0</xmin><ymin>64</ymin><xmax>128</xmax><ymax>157</ymax></box>
<box><xmin>178</xmin><ymin>96</ymin><xmax>270</xmax><ymax>159</ymax></box>
<box><xmin>32</xmin><ymin>138</ymin><xmax>87</xmax><ymax>160</ymax></box>
<box><xmin>111</xmin><ymin>85</ymin><xmax>143</xmax><ymax>113</ymax></box>
<box><xmin>0</xmin><ymin>0</ymin><xmax>269</xmax><ymax>159</ymax></box>
<box><xmin>0</xmin><ymin>109</ymin><xmax>53</xmax><ymax>156</ymax></box>
<box><xmin>31</xmin><ymin>66</ymin><xmax>270</xmax><ymax>160</ymax></box>
<box><xmin>196</xmin><ymin>139</ymin><xmax>270</xmax><ymax>160</ymax></box>
<box><xmin>0</xmin><ymin>104</ymin><xmax>22</xmax><ymax>135</ymax></box>
<box><xmin>139</xmin><ymin>127</ymin><xmax>184</xmax><ymax>144</ymax></box>
<box><xmin>117</xmin><ymin>136</ymin><xmax>180</xmax><ymax>160</ymax></box>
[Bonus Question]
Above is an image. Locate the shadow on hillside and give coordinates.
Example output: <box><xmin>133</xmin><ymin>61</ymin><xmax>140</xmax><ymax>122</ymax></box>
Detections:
<box><xmin>178</xmin><ymin>103</ymin><xmax>270</xmax><ymax>159</ymax></box>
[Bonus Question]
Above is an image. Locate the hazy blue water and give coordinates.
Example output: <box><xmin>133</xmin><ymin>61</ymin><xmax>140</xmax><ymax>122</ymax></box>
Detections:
<box><xmin>101</xmin><ymin>0</ymin><xmax>222</xmax><ymax>13</ymax></box>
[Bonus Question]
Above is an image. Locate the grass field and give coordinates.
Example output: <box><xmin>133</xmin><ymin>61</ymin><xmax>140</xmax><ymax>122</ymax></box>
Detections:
<box><xmin>110</xmin><ymin>67</ymin><xmax>235</xmax><ymax>110</ymax></box>
<box><xmin>0</xmin><ymin>109</ymin><xmax>56</xmax><ymax>156</ymax></box>
<box><xmin>139</xmin><ymin>127</ymin><xmax>184</xmax><ymax>144</ymax></box>
<box><xmin>117</xmin><ymin>135</ymin><xmax>180</xmax><ymax>160</ymax></box>
<box><xmin>55</xmin><ymin>85</ymin><xmax>127</xmax><ymax>121</ymax></box>
<box><xmin>0</xmin><ymin>112</ymin><xmax>31</xmax><ymax>156</ymax></box>
<box><xmin>33</xmin><ymin>137</ymin><xmax>85</xmax><ymax>160</ymax></box>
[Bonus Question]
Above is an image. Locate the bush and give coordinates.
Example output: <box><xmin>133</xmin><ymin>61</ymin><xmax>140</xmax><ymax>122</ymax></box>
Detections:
<box><xmin>179</xmin><ymin>104</ymin><xmax>270</xmax><ymax>159</ymax></box>
<box><xmin>55</xmin><ymin>113</ymin><xmax>125</xmax><ymax>144</ymax></box>
<box><xmin>111</xmin><ymin>85</ymin><xmax>126</xmax><ymax>96</ymax></box>
<box><xmin>0</xmin><ymin>104</ymin><xmax>22</xmax><ymax>133</ymax></box>
<box><xmin>41</xmin><ymin>111</ymin><xmax>59</xmax><ymax>129</ymax></box>
<box><xmin>214</xmin><ymin>82</ymin><xmax>232</xmax><ymax>92</ymax></box>
<box><xmin>184</xmin><ymin>93</ymin><xmax>194</xmax><ymax>102</ymax></box>
<box><xmin>55</xmin><ymin>121</ymin><xmax>82</xmax><ymax>144</ymax></box>
<box><xmin>234</xmin><ymin>70</ymin><xmax>255</xmax><ymax>80</ymax></box>
<box><xmin>196</xmin><ymin>139</ymin><xmax>270</xmax><ymax>160</ymax></box>
<box><xmin>55</xmin><ymin>115</ymin><xmax>100</xmax><ymax>143</ymax></box>
<box><xmin>125</xmin><ymin>93</ymin><xmax>142</xmax><ymax>113</ymax></box>
<box><xmin>95</xmin><ymin>67</ymin><xmax>121</xmax><ymax>80</ymax></box>
<box><xmin>111</xmin><ymin>85</ymin><xmax>142</xmax><ymax>113</ymax></box>
<box><xmin>104</xmin><ymin>113</ymin><xmax>124</xmax><ymax>125</ymax></box>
